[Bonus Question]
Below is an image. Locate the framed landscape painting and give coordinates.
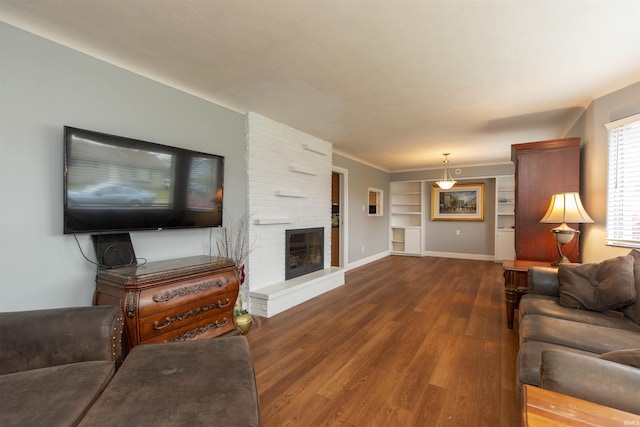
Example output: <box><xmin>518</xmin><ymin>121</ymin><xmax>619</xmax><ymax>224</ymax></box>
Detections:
<box><xmin>431</xmin><ymin>183</ymin><xmax>485</xmax><ymax>221</ymax></box>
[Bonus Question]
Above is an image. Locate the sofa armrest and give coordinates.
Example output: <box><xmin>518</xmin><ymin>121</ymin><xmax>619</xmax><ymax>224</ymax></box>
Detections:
<box><xmin>0</xmin><ymin>305</ymin><xmax>124</xmax><ymax>375</ymax></box>
<box><xmin>527</xmin><ymin>267</ymin><xmax>560</xmax><ymax>297</ymax></box>
<box><xmin>540</xmin><ymin>349</ymin><xmax>640</xmax><ymax>415</ymax></box>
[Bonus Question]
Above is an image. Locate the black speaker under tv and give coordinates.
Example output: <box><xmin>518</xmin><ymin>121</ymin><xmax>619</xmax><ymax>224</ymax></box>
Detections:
<box><xmin>91</xmin><ymin>233</ymin><xmax>137</xmax><ymax>269</ymax></box>
<box><xmin>63</xmin><ymin>126</ymin><xmax>224</xmax><ymax>234</ymax></box>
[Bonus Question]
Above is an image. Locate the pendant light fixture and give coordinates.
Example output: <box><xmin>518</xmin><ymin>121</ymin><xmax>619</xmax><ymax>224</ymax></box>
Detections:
<box><xmin>436</xmin><ymin>153</ymin><xmax>456</xmax><ymax>190</ymax></box>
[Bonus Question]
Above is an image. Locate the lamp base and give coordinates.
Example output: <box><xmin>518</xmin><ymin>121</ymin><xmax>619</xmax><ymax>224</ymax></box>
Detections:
<box><xmin>550</xmin><ymin>227</ymin><xmax>580</xmax><ymax>266</ymax></box>
<box><xmin>551</xmin><ymin>255</ymin><xmax>571</xmax><ymax>266</ymax></box>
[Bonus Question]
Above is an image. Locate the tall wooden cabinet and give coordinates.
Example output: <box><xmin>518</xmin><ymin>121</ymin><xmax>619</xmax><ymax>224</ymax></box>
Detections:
<box><xmin>511</xmin><ymin>138</ymin><xmax>581</xmax><ymax>262</ymax></box>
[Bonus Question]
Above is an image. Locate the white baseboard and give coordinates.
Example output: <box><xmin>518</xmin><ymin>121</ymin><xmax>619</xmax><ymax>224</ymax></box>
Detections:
<box><xmin>422</xmin><ymin>251</ymin><xmax>495</xmax><ymax>261</ymax></box>
<box><xmin>346</xmin><ymin>251</ymin><xmax>390</xmax><ymax>271</ymax></box>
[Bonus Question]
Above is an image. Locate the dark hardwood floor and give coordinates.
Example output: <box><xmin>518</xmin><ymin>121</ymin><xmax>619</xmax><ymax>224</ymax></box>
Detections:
<box><xmin>247</xmin><ymin>256</ymin><xmax>520</xmax><ymax>426</ymax></box>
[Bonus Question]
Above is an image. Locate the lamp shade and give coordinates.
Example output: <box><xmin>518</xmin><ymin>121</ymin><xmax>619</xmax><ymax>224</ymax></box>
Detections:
<box><xmin>540</xmin><ymin>192</ymin><xmax>594</xmax><ymax>224</ymax></box>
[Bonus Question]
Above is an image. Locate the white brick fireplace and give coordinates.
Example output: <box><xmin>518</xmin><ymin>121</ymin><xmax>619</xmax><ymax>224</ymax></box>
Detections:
<box><xmin>245</xmin><ymin>112</ymin><xmax>345</xmax><ymax>317</ymax></box>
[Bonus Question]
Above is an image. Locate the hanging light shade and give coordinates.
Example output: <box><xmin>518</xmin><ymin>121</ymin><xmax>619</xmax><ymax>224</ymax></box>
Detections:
<box><xmin>436</xmin><ymin>153</ymin><xmax>456</xmax><ymax>190</ymax></box>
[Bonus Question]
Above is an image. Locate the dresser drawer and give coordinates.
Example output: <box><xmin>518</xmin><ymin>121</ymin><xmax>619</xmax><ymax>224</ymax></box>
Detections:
<box><xmin>140</xmin><ymin>310</ymin><xmax>235</xmax><ymax>344</ymax></box>
<box><xmin>137</xmin><ymin>270</ymin><xmax>238</xmax><ymax>318</ymax></box>
<box><xmin>138</xmin><ymin>290</ymin><xmax>236</xmax><ymax>341</ymax></box>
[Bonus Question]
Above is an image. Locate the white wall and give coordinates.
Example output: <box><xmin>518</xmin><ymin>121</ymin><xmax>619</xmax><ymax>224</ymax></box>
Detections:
<box><xmin>332</xmin><ymin>153</ymin><xmax>390</xmax><ymax>263</ymax></box>
<box><xmin>245</xmin><ymin>113</ymin><xmax>332</xmax><ymax>294</ymax></box>
<box><xmin>423</xmin><ymin>177</ymin><xmax>495</xmax><ymax>258</ymax></box>
<box><xmin>391</xmin><ymin>163</ymin><xmax>513</xmax><ymax>258</ymax></box>
<box><xmin>567</xmin><ymin>81</ymin><xmax>640</xmax><ymax>263</ymax></box>
<box><xmin>0</xmin><ymin>23</ymin><xmax>246</xmax><ymax>311</ymax></box>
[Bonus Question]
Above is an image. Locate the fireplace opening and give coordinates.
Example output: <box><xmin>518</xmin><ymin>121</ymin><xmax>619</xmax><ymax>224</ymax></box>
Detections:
<box><xmin>286</xmin><ymin>227</ymin><xmax>324</xmax><ymax>280</ymax></box>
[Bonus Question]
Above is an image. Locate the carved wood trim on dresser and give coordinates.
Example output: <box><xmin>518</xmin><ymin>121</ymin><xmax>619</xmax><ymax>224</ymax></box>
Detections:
<box><xmin>94</xmin><ymin>255</ymin><xmax>239</xmax><ymax>353</ymax></box>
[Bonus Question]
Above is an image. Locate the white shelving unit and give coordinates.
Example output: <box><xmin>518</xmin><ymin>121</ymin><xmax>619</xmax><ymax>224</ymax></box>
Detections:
<box><xmin>495</xmin><ymin>175</ymin><xmax>515</xmax><ymax>261</ymax></box>
<box><xmin>390</xmin><ymin>181</ymin><xmax>424</xmax><ymax>255</ymax></box>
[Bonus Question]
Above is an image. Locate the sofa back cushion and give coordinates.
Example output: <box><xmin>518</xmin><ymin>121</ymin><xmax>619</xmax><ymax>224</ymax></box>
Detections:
<box><xmin>0</xmin><ymin>306</ymin><xmax>123</xmax><ymax>374</ymax></box>
<box><xmin>599</xmin><ymin>348</ymin><xmax>640</xmax><ymax>369</ymax></box>
<box><xmin>558</xmin><ymin>255</ymin><xmax>636</xmax><ymax>312</ymax></box>
<box><xmin>623</xmin><ymin>249</ymin><xmax>640</xmax><ymax>325</ymax></box>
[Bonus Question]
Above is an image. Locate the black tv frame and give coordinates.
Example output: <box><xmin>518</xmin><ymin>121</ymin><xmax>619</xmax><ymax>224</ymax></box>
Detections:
<box><xmin>63</xmin><ymin>126</ymin><xmax>224</xmax><ymax>234</ymax></box>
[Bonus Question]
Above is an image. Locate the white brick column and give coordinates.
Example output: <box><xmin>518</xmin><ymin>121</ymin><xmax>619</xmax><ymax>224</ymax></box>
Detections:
<box><xmin>245</xmin><ymin>112</ymin><xmax>343</xmax><ymax>316</ymax></box>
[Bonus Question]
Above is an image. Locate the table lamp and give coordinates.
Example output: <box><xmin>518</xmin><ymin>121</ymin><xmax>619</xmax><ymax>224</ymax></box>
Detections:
<box><xmin>540</xmin><ymin>192</ymin><xmax>593</xmax><ymax>265</ymax></box>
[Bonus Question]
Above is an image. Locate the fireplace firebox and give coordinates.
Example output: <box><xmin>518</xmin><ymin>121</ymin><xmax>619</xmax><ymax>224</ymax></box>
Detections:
<box><xmin>285</xmin><ymin>227</ymin><xmax>324</xmax><ymax>280</ymax></box>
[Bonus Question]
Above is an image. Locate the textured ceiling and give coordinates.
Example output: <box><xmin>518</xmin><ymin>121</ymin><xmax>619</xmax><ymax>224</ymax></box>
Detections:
<box><xmin>2</xmin><ymin>0</ymin><xmax>640</xmax><ymax>171</ymax></box>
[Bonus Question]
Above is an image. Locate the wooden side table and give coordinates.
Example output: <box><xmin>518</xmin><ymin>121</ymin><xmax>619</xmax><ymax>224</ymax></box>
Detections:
<box><xmin>521</xmin><ymin>384</ymin><xmax>640</xmax><ymax>426</ymax></box>
<box><xmin>502</xmin><ymin>260</ymin><xmax>555</xmax><ymax>329</ymax></box>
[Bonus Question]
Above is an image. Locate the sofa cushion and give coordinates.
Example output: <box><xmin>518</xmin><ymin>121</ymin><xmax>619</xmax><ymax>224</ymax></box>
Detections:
<box><xmin>80</xmin><ymin>336</ymin><xmax>260</xmax><ymax>426</ymax></box>
<box><xmin>516</xmin><ymin>340</ymin><xmax>596</xmax><ymax>402</ymax></box>
<box><xmin>0</xmin><ymin>361</ymin><xmax>115</xmax><ymax>426</ymax></box>
<box><xmin>558</xmin><ymin>255</ymin><xmax>636</xmax><ymax>311</ymax></box>
<box><xmin>540</xmin><ymin>349</ymin><xmax>640</xmax><ymax>415</ymax></box>
<box><xmin>623</xmin><ymin>249</ymin><xmax>640</xmax><ymax>325</ymax></box>
<box><xmin>519</xmin><ymin>294</ymin><xmax>640</xmax><ymax>332</ymax></box>
<box><xmin>519</xmin><ymin>314</ymin><xmax>640</xmax><ymax>353</ymax></box>
<box><xmin>599</xmin><ymin>348</ymin><xmax>640</xmax><ymax>369</ymax></box>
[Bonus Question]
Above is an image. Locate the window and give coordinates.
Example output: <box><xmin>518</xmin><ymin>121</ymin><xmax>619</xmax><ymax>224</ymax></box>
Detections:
<box><xmin>368</xmin><ymin>188</ymin><xmax>383</xmax><ymax>216</ymax></box>
<box><xmin>606</xmin><ymin>113</ymin><xmax>640</xmax><ymax>247</ymax></box>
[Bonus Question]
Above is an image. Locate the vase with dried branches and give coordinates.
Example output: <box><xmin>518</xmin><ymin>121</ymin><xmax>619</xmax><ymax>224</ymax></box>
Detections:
<box><xmin>214</xmin><ymin>214</ymin><xmax>260</xmax><ymax>334</ymax></box>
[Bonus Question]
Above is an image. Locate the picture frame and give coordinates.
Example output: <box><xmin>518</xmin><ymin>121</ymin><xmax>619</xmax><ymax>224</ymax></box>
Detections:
<box><xmin>431</xmin><ymin>183</ymin><xmax>485</xmax><ymax>221</ymax></box>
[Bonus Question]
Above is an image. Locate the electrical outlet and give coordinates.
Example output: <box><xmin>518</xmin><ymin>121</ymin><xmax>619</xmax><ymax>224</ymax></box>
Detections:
<box><xmin>361</xmin><ymin>246</ymin><xmax>365</xmax><ymax>252</ymax></box>
<box><xmin>456</xmin><ymin>230</ymin><xmax>461</xmax><ymax>236</ymax></box>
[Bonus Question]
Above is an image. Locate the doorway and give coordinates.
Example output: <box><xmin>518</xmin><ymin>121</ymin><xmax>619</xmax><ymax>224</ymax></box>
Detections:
<box><xmin>331</xmin><ymin>167</ymin><xmax>348</xmax><ymax>267</ymax></box>
<box><xmin>331</xmin><ymin>172</ymin><xmax>340</xmax><ymax>266</ymax></box>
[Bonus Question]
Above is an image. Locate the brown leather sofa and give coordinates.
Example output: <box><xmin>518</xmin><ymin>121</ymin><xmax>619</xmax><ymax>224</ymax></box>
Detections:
<box><xmin>0</xmin><ymin>306</ymin><xmax>261</xmax><ymax>426</ymax></box>
<box><xmin>516</xmin><ymin>250</ymin><xmax>640</xmax><ymax>415</ymax></box>
<box><xmin>0</xmin><ymin>306</ymin><xmax>125</xmax><ymax>426</ymax></box>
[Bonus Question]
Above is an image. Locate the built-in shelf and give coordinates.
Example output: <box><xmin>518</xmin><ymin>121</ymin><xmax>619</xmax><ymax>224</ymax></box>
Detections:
<box><xmin>391</xmin><ymin>210</ymin><xmax>421</xmax><ymax>215</ymax></box>
<box><xmin>390</xmin><ymin>181</ymin><xmax>424</xmax><ymax>256</ymax></box>
<box><xmin>254</xmin><ymin>218</ymin><xmax>290</xmax><ymax>225</ymax></box>
<box><xmin>288</xmin><ymin>165</ymin><xmax>317</xmax><ymax>176</ymax></box>
<box><xmin>495</xmin><ymin>175</ymin><xmax>516</xmax><ymax>262</ymax></box>
<box><xmin>274</xmin><ymin>190</ymin><xmax>305</xmax><ymax>198</ymax></box>
<box><xmin>302</xmin><ymin>143</ymin><xmax>330</xmax><ymax>156</ymax></box>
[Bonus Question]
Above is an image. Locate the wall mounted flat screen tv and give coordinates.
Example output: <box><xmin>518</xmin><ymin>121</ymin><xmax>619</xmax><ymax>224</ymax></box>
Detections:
<box><xmin>64</xmin><ymin>126</ymin><xmax>224</xmax><ymax>234</ymax></box>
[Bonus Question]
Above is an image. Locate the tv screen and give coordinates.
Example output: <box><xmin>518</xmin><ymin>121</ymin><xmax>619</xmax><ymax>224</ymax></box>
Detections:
<box><xmin>64</xmin><ymin>126</ymin><xmax>224</xmax><ymax>234</ymax></box>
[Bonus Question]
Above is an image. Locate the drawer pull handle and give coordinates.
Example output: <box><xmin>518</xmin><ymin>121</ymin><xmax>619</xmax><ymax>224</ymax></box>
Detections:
<box><xmin>213</xmin><ymin>318</ymin><xmax>229</xmax><ymax>328</ymax></box>
<box><xmin>152</xmin><ymin>298</ymin><xmax>232</xmax><ymax>330</ymax></box>
<box><xmin>217</xmin><ymin>298</ymin><xmax>231</xmax><ymax>308</ymax></box>
<box><xmin>167</xmin><ymin>317</ymin><xmax>229</xmax><ymax>342</ymax></box>
<box><xmin>152</xmin><ymin>278</ymin><xmax>231</xmax><ymax>303</ymax></box>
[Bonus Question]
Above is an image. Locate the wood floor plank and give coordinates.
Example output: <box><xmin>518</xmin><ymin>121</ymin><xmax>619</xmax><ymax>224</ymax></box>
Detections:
<box><xmin>247</xmin><ymin>256</ymin><xmax>520</xmax><ymax>426</ymax></box>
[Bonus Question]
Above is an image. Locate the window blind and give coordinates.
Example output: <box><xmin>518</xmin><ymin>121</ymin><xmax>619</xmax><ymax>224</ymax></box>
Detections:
<box><xmin>606</xmin><ymin>113</ymin><xmax>640</xmax><ymax>247</ymax></box>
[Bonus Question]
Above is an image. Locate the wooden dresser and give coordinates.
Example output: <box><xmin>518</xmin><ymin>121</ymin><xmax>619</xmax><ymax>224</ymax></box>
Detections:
<box><xmin>94</xmin><ymin>255</ymin><xmax>239</xmax><ymax>352</ymax></box>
